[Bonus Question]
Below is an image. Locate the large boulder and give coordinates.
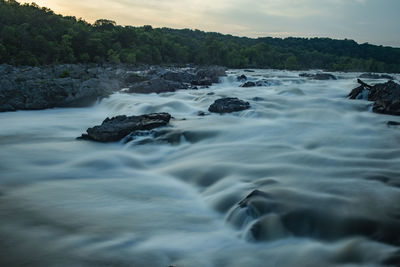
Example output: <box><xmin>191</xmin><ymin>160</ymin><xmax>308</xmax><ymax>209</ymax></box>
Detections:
<box><xmin>162</xmin><ymin>71</ymin><xmax>195</xmax><ymax>83</ymax></box>
<box><xmin>193</xmin><ymin>66</ymin><xmax>227</xmax><ymax>84</ymax></box>
<box><xmin>78</xmin><ymin>112</ymin><xmax>171</xmax><ymax>142</ymax></box>
<box><xmin>240</xmin><ymin>81</ymin><xmax>256</xmax><ymax>87</ymax></box>
<box><xmin>228</xmin><ymin>189</ymin><xmax>400</xmax><ymax>245</ymax></box>
<box><xmin>237</xmin><ymin>74</ymin><xmax>247</xmax><ymax>82</ymax></box>
<box><xmin>208</xmin><ymin>97</ymin><xmax>250</xmax><ymax>113</ymax></box>
<box><xmin>359</xmin><ymin>73</ymin><xmax>394</xmax><ymax>80</ymax></box>
<box><xmin>128</xmin><ymin>78</ymin><xmax>188</xmax><ymax>94</ymax></box>
<box><xmin>348</xmin><ymin>79</ymin><xmax>400</xmax><ymax>115</ymax></box>
<box><xmin>0</xmin><ymin>64</ymin><xmax>124</xmax><ymax>112</ymax></box>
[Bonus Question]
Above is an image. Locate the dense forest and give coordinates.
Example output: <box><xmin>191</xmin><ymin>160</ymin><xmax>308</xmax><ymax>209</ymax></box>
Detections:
<box><xmin>1</xmin><ymin>0</ymin><xmax>400</xmax><ymax>72</ymax></box>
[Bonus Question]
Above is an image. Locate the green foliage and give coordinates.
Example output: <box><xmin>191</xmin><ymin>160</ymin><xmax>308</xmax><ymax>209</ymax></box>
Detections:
<box><xmin>59</xmin><ymin>69</ymin><xmax>70</xmax><ymax>78</ymax></box>
<box><xmin>0</xmin><ymin>0</ymin><xmax>399</xmax><ymax>72</ymax></box>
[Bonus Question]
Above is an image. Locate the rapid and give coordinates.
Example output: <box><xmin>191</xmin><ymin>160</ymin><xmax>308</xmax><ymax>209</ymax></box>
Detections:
<box><xmin>1</xmin><ymin>69</ymin><xmax>400</xmax><ymax>267</ymax></box>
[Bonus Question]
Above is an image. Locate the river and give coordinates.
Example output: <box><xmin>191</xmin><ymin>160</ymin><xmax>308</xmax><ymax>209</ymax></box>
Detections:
<box><xmin>1</xmin><ymin>69</ymin><xmax>399</xmax><ymax>266</ymax></box>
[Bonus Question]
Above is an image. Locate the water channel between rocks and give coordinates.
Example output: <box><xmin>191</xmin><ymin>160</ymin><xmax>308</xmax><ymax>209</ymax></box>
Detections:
<box><xmin>1</xmin><ymin>69</ymin><xmax>400</xmax><ymax>267</ymax></box>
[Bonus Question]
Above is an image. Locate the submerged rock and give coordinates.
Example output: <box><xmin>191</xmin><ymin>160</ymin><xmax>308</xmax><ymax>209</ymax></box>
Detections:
<box><xmin>299</xmin><ymin>73</ymin><xmax>337</xmax><ymax>80</ymax></box>
<box><xmin>359</xmin><ymin>73</ymin><xmax>394</xmax><ymax>80</ymax></box>
<box><xmin>78</xmin><ymin>112</ymin><xmax>171</xmax><ymax>142</ymax></box>
<box><xmin>237</xmin><ymin>74</ymin><xmax>247</xmax><ymax>82</ymax></box>
<box><xmin>240</xmin><ymin>81</ymin><xmax>256</xmax><ymax>88</ymax></box>
<box><xmin>208</xmin><ymin>97</ymin><xmax>250</xmax><ymax>113</ymax></box>
<box><xmin>229</xmin><ymin>189</ymin><xmax>400</xmax><ymax>245</ymax></box>
<box><xmin>348</xmin><ymin>79</ymin><xmax>400</xmax><ymax>115</ymax></box>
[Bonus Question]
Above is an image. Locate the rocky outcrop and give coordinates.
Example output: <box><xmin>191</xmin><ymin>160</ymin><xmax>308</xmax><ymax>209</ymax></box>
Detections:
<box><xmin>299</xmin><ymin>73</ymin><xmax>337</xmax><ymax>80</ymax></box>
<box><xmin>194</xmin><ymin>66</ymin><xmax>227</xmax><ymax>84</ymax></box>
<box><xmin>240</xmin><ymin>81</ymin><xmax>256</xmax><ymax>88</ymax></box>
<box><xmin>348</xmin><ymin>79</ymin><xmax>400</xmax><ymax>115</ymax></box>
<box><xmin>127</xmin><ymin>66</ymin><xmax>226</xmax><ymax>93</ymax></box>
<box><xmin>0</xmin><ymin>64</ymin><xmax>126</xmax><ymax>112</ymax></box>
<box><xmin>128</xmin><ymin>78</ymin><xmax>188</xmax><ymax>94</ymax></box>
<box><xmin>359</xmin><ymin>73</ymin><xmax>394</xmax><ymax>80</ymax></box>
<box><xmin>237</xmin><ymin>74</ymin><xmax>247</xmax><ymax>82</ymax></box>
<box><xmin>78</xmin><ymin>112</ymin><xmax>171</xmax><ymax>142</ymax></box>
<box><xmin>162</xmin><ymin>71</ymin><xmax>195</xmax><ymax>83</ymax></box>
<box><xmin>0</xmin><ymin>64</ymin><xmax>227</xmax><ymax>111</ymax></box>
<box><xmin>208</xmin><ymin>97</ymin><xmax>250</xmax><ymax>113</ymax></box>
<box><xmin>228</xmin><ymin>189</ymin><xmax>400</xmax><ymax>245</ymax></box>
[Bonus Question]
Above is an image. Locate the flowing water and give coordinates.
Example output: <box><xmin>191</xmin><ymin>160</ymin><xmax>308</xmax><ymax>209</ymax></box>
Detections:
<box><xmin>1</xmin><ymin>70</ymin><xmax>400</xmax><ymax>267</ymax></box>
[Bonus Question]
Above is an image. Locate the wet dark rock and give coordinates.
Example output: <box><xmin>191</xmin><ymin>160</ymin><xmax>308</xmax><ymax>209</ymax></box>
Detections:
<box><xmin>359</xmin><ymin>73</ymin><xmax>394</xmax><ymax>80</ymax></box>
<box><xmin>0</xmin><ymin>64</ymin><xmax>227</xmax><ymax>112</ymax></box>
<box><xmin>349</xmin><ymin>80</ymin><xmax>400</xmax><ymax>115</ymax></box>
<box><xmin>208</xmin><ymin>97</ymin><xmax>250</xmax><ymax>113</ymax></box>
<box><xmin>299</xmin><ymin>73</ymin><xmax>337</xmax><ymax>80</ymax></box>
<box><xmin>252</xmin><ymin>97</ymin><xmax>264</xmax><ymax>101</ymax></box>
<box><xmin>0</xmin><ymin>64</ymin><xmax>125</xmax><ymax>112</ymax></box>
<box><xmin>191</xmin><ymin>78</ymin><xmax>212</xmax><ymax>86</ymax></box>
<box><xmin>244</xmin><ymin>69</ymin><xmax>255</xmax><ymax>72</ymax></box>
<box><xmin>373</xmin><ymin>100</ymin><xmax>400</xmax><ymax>115</ymax></box>
<box><xmin>194</xmin><ymin>66</ymin><xmax>227</xmax><ymax>84</ymax></box>
<box><xmin>383</xmin><ymin>250</ymin><xmax>400</xmax><ymax>266</ymax></box>
<box><xmin>255</xmin><ymin>80</ymin><xmax>282</xmax><ymax>87</ymax></box>
<box><xmin>237</xmin><ymin>74</ymin><xmax>247</xmax><ymax>82</ymax></box>
<box><xmin>162</xmin><ymin>71</ymin><xmax>195</xmax><ymax>83</ymax></box>
<box><xmin>348</xmin><ymin>79</ymin><xmax>371</xmax><ymax>100</ymax></box>
<box><xmin>197</xmin><ymin>111</ymin><xmax>208</xmax><ymax>116</ymax></box>
<box><xmin>128</xmin><ymin>78</ymin><xmax>187</xmax><ymax>94</ymax></box>
<box><xmin>124</xmin><ymin>73</ymin><xmax>148</xmax><ymax>84</ymax></box>
<box><xmin>230</xmin><ymin>189</ymin><xmax>400</xmax><ymax>245</ymax></box>
<box><xmin>78</xmin><ymin>112</ymin><xmax>171</xmax><ymax>142</ymax></box>
<box><xmin>387</xmin><ymin>121</ymin><xmax>400</xmax><ymax>126</ymax></box>
<box><xmin>240</xmin><ymin>81</ymin><xmax>256</xmax><ymax>88</ymax></box>
<box><xmin>206</xmin><ymin>92</ymin><xmax>215</xmax><ymax>96</ymax></box>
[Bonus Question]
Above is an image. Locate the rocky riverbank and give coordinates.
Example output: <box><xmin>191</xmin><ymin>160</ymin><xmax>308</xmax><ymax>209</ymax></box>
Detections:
<box><xmin>0</xmin><ymin>64</ymin><xmax>226</xmax><ymax>112</ymax></box>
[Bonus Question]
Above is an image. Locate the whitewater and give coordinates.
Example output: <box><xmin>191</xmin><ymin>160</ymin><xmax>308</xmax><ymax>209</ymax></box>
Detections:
<box><xmin>1</xmin><ymin>69</ymin><xmax>400</xmax><ymax>267</ymax></box>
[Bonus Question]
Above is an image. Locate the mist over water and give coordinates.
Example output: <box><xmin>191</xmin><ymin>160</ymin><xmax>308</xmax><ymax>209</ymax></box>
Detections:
<box><xmin>1</xmin><ymin>70</ymin><xmax>400</xmax><ymax>267</ymax></box>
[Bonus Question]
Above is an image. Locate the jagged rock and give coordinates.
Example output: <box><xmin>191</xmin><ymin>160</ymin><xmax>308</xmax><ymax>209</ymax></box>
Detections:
<box><xmin>348</xmin><ymin>80</ymin><xmax>400</xmax><ymax>115</ymax></box>
<box><xmin>208</xmin><ymin>97</ymin><xmax>250</xmax><ymax>113</ymax></box>
<box><xmin>348</xmin><ymin>79</ymin><xmax>371</xmax><ymax>100</ymax></box>
<box><xmin>359</xmin><ymin>73</ymin><xmax>394</xmax><ymax>80</ymax></box>
<box><xmin>240</xmin><ymin>81</ymin><xmax>256</xmax><ymax>87</ymax></box>
<box><xmin>162</xmin><ymin>71</ymin><xmax>195</xmax><ymax>83</ymax></box>
<box><xmin>0</xmin><ymin>64</ymin><xmax>227</xmax><ymax>112</ymax></box>
<box><xmin>0</xmin><ymin>64</ymin><xmax>126</xmax><ymax>112</ymax></box>
<box><xmin>128</xmin><ymin>78</ymin><xmax>187</xmax><ymax>94</ymax></box>
<box><xmin>255</xmin><ymin>80</ymin><xmax>282</xmax><ymax>87</ymax></box>
<box><xmin>191</xmin><ymin>78</ymin><xmax>213</xmax><ymax>86</ymax></box>
<box><xmin>237</xmin><ymin>74</ymin><xmax>247</xmax><ymax>82</ymax></box>
<box><xmin>299</xmin><ymin>73</ymin><xmax>337</xmax><ymax>80</ymax></box>
<box><xmin>387</xmin><ymin>121</ymin><xmax>400</xmax><ymax>126</ymax></box>
<box><xmin>194</xmin><ymin>66</ymin><xmax>227</xmax><ymax>83</ymax></box>
<box><xmin>78</xmin><ymin>113</ymin><xmax>171</xmax><ymax>142</ymax></box>
<box><xmin>124</xmin><ymin>73</ymin><xmax>148</xmax><ymax>84</ymax></box>
<box><xmin>228</xmin><ymin>189</ymin><xmax>400</xmax><ymax>245</ymax></box>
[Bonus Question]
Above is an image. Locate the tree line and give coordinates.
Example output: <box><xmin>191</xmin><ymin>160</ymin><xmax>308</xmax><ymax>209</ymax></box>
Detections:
<box><xmin>1</xmin><ymin>0</ymin><xmax>400</xmax><ymax>73</ymax></box>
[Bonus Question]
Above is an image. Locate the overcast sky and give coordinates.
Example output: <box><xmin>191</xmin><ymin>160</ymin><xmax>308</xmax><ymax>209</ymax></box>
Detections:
<box><xmin>24</xmin><ymin>0</ymin><xmax>400</xmax><ymax>47</ymax></box>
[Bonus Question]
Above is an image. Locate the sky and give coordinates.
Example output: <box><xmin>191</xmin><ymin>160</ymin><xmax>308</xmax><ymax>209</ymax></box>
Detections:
<box><xmin>23</xmin><ymin>0</ymin><xmax>400</xmax><ymax>47</ymax></box>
